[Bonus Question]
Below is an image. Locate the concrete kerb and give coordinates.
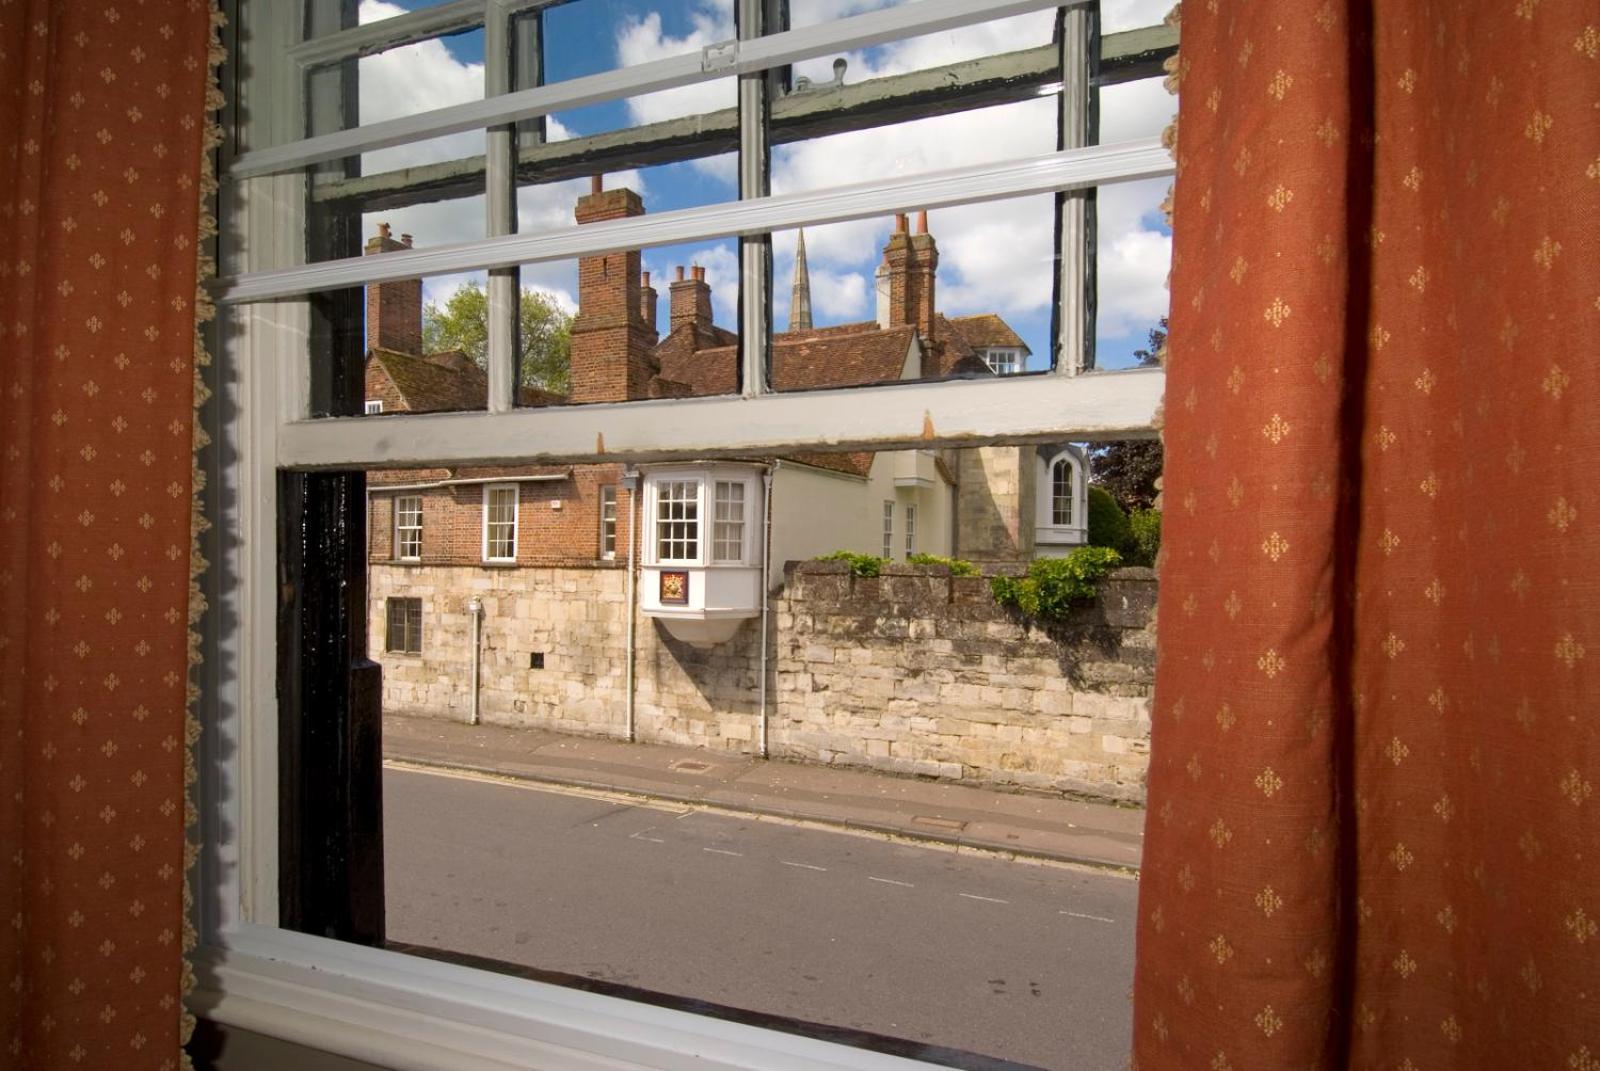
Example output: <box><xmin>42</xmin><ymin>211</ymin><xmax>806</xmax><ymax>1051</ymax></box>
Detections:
<box><xmin>383</xmin><ymin>756</ymin><xmax>1141</xmax><ymax>878</ymax></box>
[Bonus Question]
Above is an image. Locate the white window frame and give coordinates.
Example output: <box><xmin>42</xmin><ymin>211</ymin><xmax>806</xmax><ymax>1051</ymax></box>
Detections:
<box><xmin>881</xmin><ymin>500</ymin><xmax>895</xmax><ymax>559</ymax></box>
<box><xmin>712</xmin><ymin>480</ymin><xmax>747</xmax><ymax>564</ymax></box>
<box><xmin>199</xmin><ymin>1</ymin><xmax>1173</xmax><ymax>1068</ymax></box>
<box><xmin>598</xmin><ymin>484</ymin><xmax>618</xmax><ymax>561</ymax></box>
<box><xmin>904</xmin><ymin>503</ymin><xmax>917</xmax><ymax>558</ymax></box>
<box><xmin>482</xmin><ymin>483</ymin><xmax>518</xmax><ymax>563</ymax></box>
<box><xmin>652</xmin><ymin>478</ymin><xmax>703</xmax><ymax>566</ymax></box>
<box><xmin>383</xmin><ymin>596</ymin><xmax>422</xmax><ymax>654</ymax></box>
<box><xmin>394</xmin><ymin>494</ymin><xmax>422</xmax><ymax>561</ymax></box>
<box><xmin>984</xmin><ymin>348</ymin><xmax>1019</xmax><ymax>375</ymax></box>
<box><xmin>1036</xmin><ymin>445</ymin><xmax>1089</xmax><ymax>542</ymax></box>
<box><xmin>364</xmin><ymin>398</ymin><xmax>383</xmax><ymax>414</ymax></box>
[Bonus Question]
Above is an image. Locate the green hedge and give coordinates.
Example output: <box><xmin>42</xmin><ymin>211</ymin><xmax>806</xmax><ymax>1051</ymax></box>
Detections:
<box><xmin>990</xmin><ymin>546</ymin><xmax>1122</xmax><ymax>620</ymax></box>
<box><xmin>816</xmin><ymin>550</ymin><xmax>888</xmax><ymax>577</ymax></box>
<box><xmin>1087</xmin><ymin>485</ymin><xmax>1136</xmax><ymax>558</ymax></box>
<box><xmin>1128</xmin><ymin>508</ymin><xmax>1161</xmax><ymax>566</ymax></box>
<box><xmin>907</xmin><ymin>553</ymin><xmax>979</xmax><ymax>577</ymax></box>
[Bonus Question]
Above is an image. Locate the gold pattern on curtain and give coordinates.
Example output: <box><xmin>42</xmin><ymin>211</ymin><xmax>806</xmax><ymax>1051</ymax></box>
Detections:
<box><xmin>1134</xmin><ymin>1</ymin><xmax>1598</xmax><ymax>1067</ymax></box>
<box><xmin>0</xmin><ymin>3</ymin><xmax>222</xmax><ymax>1068</ymax></box>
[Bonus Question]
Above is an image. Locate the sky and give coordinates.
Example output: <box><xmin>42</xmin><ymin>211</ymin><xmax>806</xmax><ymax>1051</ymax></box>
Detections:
<box><xmin>350</xmin><ymin>0</ymin><xmax>1174</xmax><ymax>372</ymax></box>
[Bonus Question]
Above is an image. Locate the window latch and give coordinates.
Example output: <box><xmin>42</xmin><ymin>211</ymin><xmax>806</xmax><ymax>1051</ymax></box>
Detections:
<box><xmin>701</xmin><ymin>40</ymin><xmax>738</xmax><ymax>73</ymax></box>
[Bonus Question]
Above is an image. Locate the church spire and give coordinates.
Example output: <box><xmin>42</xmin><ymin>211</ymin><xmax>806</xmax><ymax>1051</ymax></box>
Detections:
<box><xmin>788</xmin><ymin>228</ymin><xmax>813</xmax><ymax>333</ymax></box>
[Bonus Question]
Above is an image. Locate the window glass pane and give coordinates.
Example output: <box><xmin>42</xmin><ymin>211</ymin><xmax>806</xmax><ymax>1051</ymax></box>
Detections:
<box><xmin>1099</xmin><ymin>0</ymin><xmax>1174</xmax><ymax>34</ymax></box>
<box><xmin>713</xmin><ymin>481</ymin><xmax>745</xmax><ymax>562</ymax></box>
<box><xmin>655</xmin><ymin>479</ymin><xmax>700</xmax><ymax>562</ymax></box>
<box><xmin>1052</xmin><ymin>460</ymin><xmax>1073</xmax><ymax>526</ymax></box>
<box><xmin>768</xmin><ymin>194</ymin><xmax>1055</xmax><ymax>391</ymax></box>
<box><xmin>485</xmin><ymin>486</ymin><xmax>518</xmax><ymax>560</ymax></box>
<box><xmin>881</xmin><ymin>500</ymin><xmax>894</xmax><ymax>558</ymax></box>
<box><xmin>600</xmin><ymin>485</ymin><xmax>618</xmax><ymax>558</ymax></box>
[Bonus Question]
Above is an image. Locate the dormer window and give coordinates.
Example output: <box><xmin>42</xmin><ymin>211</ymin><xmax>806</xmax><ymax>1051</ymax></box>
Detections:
<box><xmin>1034</xmin><ymin>445</ymin><xmax>1089</xmax><ymax>554</ymax></box>
<box><xmin>983</xmin><ymin>348</ymin><xmax>1021</xmax><ymax>375</ymax></box>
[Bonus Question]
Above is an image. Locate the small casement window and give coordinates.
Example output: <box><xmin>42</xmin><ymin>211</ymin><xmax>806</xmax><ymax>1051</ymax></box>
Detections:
<box><xmin>712</xmin><ymin>481</ymin><xmax>746</xmax><ymax>563</ymax></box>
<box><xmin>882</xmin><ymin>501</ymin><xmax>895</xmax><ymax>559</ymax></box>
<box><xmin>394</xmin><ymin>495</ymin><xmax>422</xmax><ymax>560</ymax></box>
<box><xmin>384</xmin><ymin>597</ymin><xmax>422</xmax><ymax>654</ymax></box>
<box><xmin>984</xmin><ymin>349</ymin><xmax>1018</xmax><ymax>375</ymax></box>
<box><xmin>363</xmin><ymin>399</ymin><xmax>383</xmax><ymax>414</ymax></box>
<box><xmin>904</xmin><ymin>503</ymin><xmax>918</xmax><ymax>557</ymax></box>
<box><xmin>1051</xmin><ymin>458</ymin><xmax>1075</xmax><ymax>526</ymax></box>
<box><xmin>483</xmin><ymin>484</ymin><xmax>518</xmax><ymax>562</ymax></box>
<box><xmin>656</xmin><ymin>480</ymin><xmax>699</xmax><ymax>563</ymax></box>
<box><xmin>599</xmin><ymin>485</ymin><xmax>618</xmax><ymax>560</ymax></box>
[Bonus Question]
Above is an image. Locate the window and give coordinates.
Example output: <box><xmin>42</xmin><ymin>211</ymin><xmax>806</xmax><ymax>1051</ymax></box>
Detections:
<box><xmin>904</xmin><ymin>503</ymin><xmax>917</xmax><ymax>558</ymax></box>
<box><xmin>215</xmin><ymin>0</ymin><xmax>1172</xmax><ymax>1067</ymax></box>
<box><xmin>712</xmin><ymin>480</ymin><xmax>745</xmax><ymax>563</ymax></box>
<box><xmin>483</xmin><ymin>485</ymin><xmax>517</xmax><ymax>562</ymax></box>
<box><xmin>1051</xmin><ymin>459</ymin><xmax>1074</xmax><ymax>526</ymax></box>
<box><xmin>394</xmin><ymin>495</ymin><xmax>422</xmax><ymax>560</ymax></box>
<box><xmin>364</xmin><ymin>399</ymin><xmax>383</xmax><ymax>414</ymax></box>
<box><xmin>599</xmin><ymin>485</ymin><xmax>618</xmax><ymax>560</ymax></box>
<box><xmin>384</xmin><ymin>597</ymin><xmax>422</xmax><ymax>654</ymax></box>
<box><xmin>985</xmin><ymin>349</ymin><xmax>1019</xmax><ymax>375</ymax></box>
<box><xmin>655</xmin><ymin>480</ymin><xmax>699</xmax><ymax>563</ymax></box>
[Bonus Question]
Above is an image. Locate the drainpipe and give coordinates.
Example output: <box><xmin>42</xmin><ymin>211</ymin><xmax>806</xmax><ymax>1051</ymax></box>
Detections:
<box><xmin>622</xmin><ymin>467</ymin><xmax>641</xmax><ymax>743</ymax></box>
<box><xmin>467</xmin><ymin>596</ymin><xmax>483</xmax><ymax>726</ymax></box>
<box><xmin>758</xmin><ymin>465</ymin><xmax>775</xmax><ymax>759</ymax></box>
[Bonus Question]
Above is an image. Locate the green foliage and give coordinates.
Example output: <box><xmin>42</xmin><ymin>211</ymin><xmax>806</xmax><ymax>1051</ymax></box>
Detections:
<box><xmin>989</xmin><ymin>547</ymin><xmax>1123</xmax><ymax>620</ymax></box>
<box><xmin>1088</xmin><ymin>318</ymin><xmax>1166</xmax><ymax>512</ymax></box>
<box><xmin>907</xmin><ymin>553</ymin><xmax>979</xmax><ymax>577</ymax></box>
<box><xmin>1128</xmin><ymin>508</ymin><xmax>1162</xmax><ymax>566</ymax></box>
<box><xmin>817</xmin><ymin>550</ymin><xmax>888</xmax><ymax>578</ymax></box>
<box><xmin>1087</xmin><ymin>485</ymin><xmax>1136</xmax><ymax>557</ymax></box>
<box><xmin>421</xmin><ymin>281</ymin><xmax>573</xmax><ymax>394</ymax></box>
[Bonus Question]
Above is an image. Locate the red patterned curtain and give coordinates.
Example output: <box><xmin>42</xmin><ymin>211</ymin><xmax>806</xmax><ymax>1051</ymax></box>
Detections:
<box><xmin>1135</xmin><ymin>1</ymin><xmax>1598</xmax><ymax>1067</ymax></box>
<box><xmin>0</xmin><ymin>4</ymin><xmax>221</xmax><ymax>1069</ymax></box>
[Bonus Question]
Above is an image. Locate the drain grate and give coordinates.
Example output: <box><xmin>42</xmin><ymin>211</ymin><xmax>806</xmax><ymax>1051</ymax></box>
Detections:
<box><xmin>670</xmin><ymin>759</ymin><xmax>713</xmax><ymax>774</ymax></box>
<box><xmin>911</xmin><ymin>814</ymin><xmax>967</xmax><ymax>833</ymax></box>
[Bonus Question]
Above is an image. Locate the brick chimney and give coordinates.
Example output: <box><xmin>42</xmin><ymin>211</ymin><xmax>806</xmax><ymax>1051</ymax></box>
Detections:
<box><xmin>639</xmin><ymin>270</ymin><xmax>659</xmax><ymax>346</ymax></box>
<box><xmin>365</xmin><ymin>222</ymin><xmax>422</xmax><ymax>355</ymax></box>
<box><xmin>880</xmin><ymin>210</ymin><xmax>938</xmax><ymax>344</ymax></box>
<box><xmin>669</xmin><ymin>264</ymin><xmax>715</xmax><ymax>336</ymax></box>
<box><xmin>569</xmin><ymin>176</ymin><xmax>658</xmax><ymax>403</ymax></box>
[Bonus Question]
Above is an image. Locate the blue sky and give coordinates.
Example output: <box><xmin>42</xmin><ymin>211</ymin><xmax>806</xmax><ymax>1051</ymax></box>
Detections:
<box><xmin>356</xmin><ymin>0</ymin><xmax>1173</xmax><ymax>371</ymax></box>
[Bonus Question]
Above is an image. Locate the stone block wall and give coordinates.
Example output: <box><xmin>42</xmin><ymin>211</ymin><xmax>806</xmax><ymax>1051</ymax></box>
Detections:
<box><xmin>770</xmin><ymin>562</ymin><xmax>1155</xmax><ymax>801</ymax></box>
<box><xmin>372</xmin><ymin>560</ymin><xmax>1158</xmax><ymax>802</ymax></box>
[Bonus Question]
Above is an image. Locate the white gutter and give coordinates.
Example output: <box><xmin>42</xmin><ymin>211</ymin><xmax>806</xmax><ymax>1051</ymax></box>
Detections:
<box><xmin>368</xmin><ymin>473</ymin><xmax>569</xmax><ymax>494</ymax></box>
<box><xmin>466</xmin><ymin>596</ymin><xmax>483</xmax><ymax>726</ymax></box>
<box><xmin>622</xmin><ymin>467</ymin><xmax>641</xmax><ymax>744</ymax></box>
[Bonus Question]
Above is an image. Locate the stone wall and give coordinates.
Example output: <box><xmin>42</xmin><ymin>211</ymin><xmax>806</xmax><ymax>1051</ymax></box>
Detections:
<box><xmin>372</xmin><ymin>560</ymin><xmax>1157</xmax><ymax>802</ymax></box>
<box><xmin>770</xmin><ymin>562</ymin><xmax>1155</xmax><ymax>801</ymax></box>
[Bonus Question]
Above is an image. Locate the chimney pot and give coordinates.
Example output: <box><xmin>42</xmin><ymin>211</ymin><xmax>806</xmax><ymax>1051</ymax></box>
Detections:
<box><xmin>378</xmin><ymin>222</ymin><xmax>392</xmax><ymax>238</ymax></box>
<box><xmin>675</xmin><ymin>266</ymin><xmax>685</xmax><ymax>282</ymax></box>
<box><xmin>916</xmin><ymin>210</ymin><xmax>928</xmax><ymax>235</ymax></box>
<box><xmin>895</xmin><ymin>212</ymin><xmax>909</xmax><ymax>234</ymax></box>
<box><xmin>641</xmin><ymin>270</ymin><xmax>651</xmax><ymax>287</ymax></box>
<box><xmin>401</xmin><ymin>233</ymin><xmax>413</xmax><ymax>247</ymax></box>
<box><xmin>693</xmin><ymin>265</ymin><xmax>705</xmax><ymax>282</ymax></box>
<box><xmin>590</xmin><ymin>175</ymin><xmax>603</xmax><ymax>194</ymax></box>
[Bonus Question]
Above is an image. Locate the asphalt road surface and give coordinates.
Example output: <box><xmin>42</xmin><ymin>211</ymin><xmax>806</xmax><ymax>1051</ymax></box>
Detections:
<box><xmin>384</xmin><ymin>765</ymin><xmax>1137</xmax><ymax>1071</ymax></box>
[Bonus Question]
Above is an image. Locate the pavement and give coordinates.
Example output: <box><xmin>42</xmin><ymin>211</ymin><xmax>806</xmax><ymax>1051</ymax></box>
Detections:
<box><xmin>383</xmin><ymin>714</ymin><xmax>1145</xmax><ymax>871</ymax></box>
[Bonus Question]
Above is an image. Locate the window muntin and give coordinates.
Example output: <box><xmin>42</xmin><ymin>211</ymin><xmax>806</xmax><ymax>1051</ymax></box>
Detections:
<box><xmin>365</xmin><ymin>399</ymin><xmax>384</xmax><ymax>414</ymax></box>
<box><xmin>1051</xmin><ymin>459</ymin><xmax>1074</xmax><ymax>526</ymax></box>
<box><xmin>384</xmin><ymin>596</ymin><xmax>423</xmax><ymax>654</ymax></box>
<box><xmin>395</xmin><ymin>495</ymin><xmax>423</xmax><ymax>559</ymax></box>
<box><xmin>599</xmin><ymin>484</ymin><xmax>618</xmax><ymax>560</ymax></box>
<box><xmin>655</xmin><ymin>479</ymin><xmax>700</xmax><ymax>563</ymax></box>
<box><xmin>904</xmin><ymin>502</ymin><xmax>916</xmax><ymax>557</ymax></box>
<box><xmin>881</xmin><ymin>500</ymin><xmax>895</xmax><ymax>559</ymax></box>
<box><xmin>483</xmin><ymin>484</ymin><xmax>518</xmax><ymax>561</ymax></box>
<box><xmin>712</xmin><ymin>480</ymin><xmax>746</xmax><ymax>563</ymax></box>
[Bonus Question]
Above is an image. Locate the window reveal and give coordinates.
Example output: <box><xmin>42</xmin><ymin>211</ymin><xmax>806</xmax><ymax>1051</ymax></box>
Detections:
<box><xmin>656</xmin><ymin>480</ymin><xmax>699</xmax><ymax>562</ymax></box>
<box><xmin>484</xmin><ymin>485</ymin><xmax>518</xmax><ymax>561</ymax></box>
<box><xmin>384</xmin><ymin>597</ymin><xmax>422</xmax><ymax>654</ymax></box>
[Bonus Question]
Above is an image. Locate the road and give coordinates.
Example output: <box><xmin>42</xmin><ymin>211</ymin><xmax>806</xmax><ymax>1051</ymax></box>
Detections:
<box><xmin>384</xmin><ymin>766</ymin><xmax>1136</xmax><ymax>1071</ymax></box>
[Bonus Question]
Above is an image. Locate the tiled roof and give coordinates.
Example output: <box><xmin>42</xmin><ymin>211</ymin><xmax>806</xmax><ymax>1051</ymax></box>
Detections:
<box><xmin>368</xmin><ymin>349</ymin><xmax>564</xmax><ymax>412</ymax></box>
<box><xmin>947</xmin><ymin>313</ymin><xmax>1030</xmax><ymax>354</ymax></box>
<box><xmin>658</xmin><ymin>325</ymin><xmax>920</xmax><ymax>397</ymax></box>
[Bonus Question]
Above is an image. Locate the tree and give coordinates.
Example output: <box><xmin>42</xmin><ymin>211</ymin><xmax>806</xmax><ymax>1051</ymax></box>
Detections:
<box><xmin>421</xmin><ymin>281</ymin><xmax>573</xmax><ymax>394</ymax></box>
<box><xmin>1089</xmin><ymin>318</ymin><xmax>1166</xmax><ymax>513</ymax></box>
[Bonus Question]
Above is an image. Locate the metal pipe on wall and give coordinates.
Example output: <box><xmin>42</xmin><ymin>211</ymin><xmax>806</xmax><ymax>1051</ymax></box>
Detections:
<box><xmin>758</xmin><ymin>465</ymin><xmax>775</xmax><ymax>759</ymax></box>
<box><xmin>467</xmin><ymin>596</ymin><xmax>483</xmax><ymax>725</ymax></box>
<box><xmin>623</xmin><ymin>467</ymin><xmax>640</xmax><ymax>743</ymax></box>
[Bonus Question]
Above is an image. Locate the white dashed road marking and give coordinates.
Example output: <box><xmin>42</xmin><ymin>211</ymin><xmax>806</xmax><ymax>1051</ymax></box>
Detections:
<box><xmin>782</xmin><ymin>861</ymin><xmax>827</xmax><ymax>871</ymax></box>
<box><xmin>703</xmin><ymin>848</ymin><xmax>742</xmax><ymax>857</ymax></box>
<box><xmin>959</xmin><ymin>893</ymin><xmax>1009</xmax><ymax>904</ymax></box>
<box><xmin>868</xmin><ymin>876</ymin><xmax>914</xmax><ymax>887</ymax></box>
<box><xmin>1061</xmin><ymin>911</ymin><xmax>1114</xmax><ymax>923</ymax></box>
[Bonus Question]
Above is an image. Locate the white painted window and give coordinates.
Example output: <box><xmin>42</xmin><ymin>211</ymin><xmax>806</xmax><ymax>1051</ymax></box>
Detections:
<box><xmin>482</xmin><ymin>484</ymin><xmax>517</xmax><ymax>562</ymax></box>
<box><xmin>364</xmin><ymin>399</ymin><xmax>383</xmax><ymax>414</ymax></box>
<box><xmin>599</xmin><ymin>485</ymin><xmax>618</xmax><ymax>560</ymax></box>
<box><xmin>1051</xmin><ymin>458</ymin><xmax>1074</xmax><ymax>526</ymax></box>
<box><xmin>655</xmin><ymin>479</ymin><xmax>700</xmax><ymax>563</ymax></box>
<box><xmin>984</xmin><ymin>349</ymin><xmax>1019</xmax><ymax>375</ymax></box>
<box><xmin>882</xmin><ymin>500</ymin><xmax>895</xmax><ymax>559</ymax></box>
<box><xmin>384</xmin><ymin>597</ymin><xmax>421</xmax><ymax>654</ymax></box>
<box><xmin>394</xmin><ymin>495</ymin><xmax>422</xmax><ymax>560</ymax></box>
<box><xmin>904</xmin><ymin>503</ymin><xmax>917</xmax><ymax>557</ymax></box>
<box><xmin>712</xmin><ymin>480</ymin><xmax>746</xmax><ymax>563</ymax></box>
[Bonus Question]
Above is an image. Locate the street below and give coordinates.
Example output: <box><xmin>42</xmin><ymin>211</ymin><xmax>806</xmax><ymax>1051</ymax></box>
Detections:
<box><xmin>384</xmin><ymin>765</ymin><xmax>1137</xmax><ymax>1070</ymax></box>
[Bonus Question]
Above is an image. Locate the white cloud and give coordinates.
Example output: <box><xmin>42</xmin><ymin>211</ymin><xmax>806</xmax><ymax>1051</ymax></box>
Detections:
<box><xmin>356</xmin><ymin>2</ymin><xmax>486</xmax><ymax>172</ymax></box>
<box><xmin>1100</xmin><ymin>0</ymin><xmax>1173</xmax><ymax>34</ymax></box>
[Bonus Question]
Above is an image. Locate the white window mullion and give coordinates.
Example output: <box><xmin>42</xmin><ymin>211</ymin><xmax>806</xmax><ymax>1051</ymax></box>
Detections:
<box><xmin>737</xmin><ymin>0</ymin><xmax>770</xmax><ymax>400</ymax></box>
<box><xmin>1055</xmin><ymin>5</ymin><xmax>1092</xmax><ymax>376</ymax></box>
